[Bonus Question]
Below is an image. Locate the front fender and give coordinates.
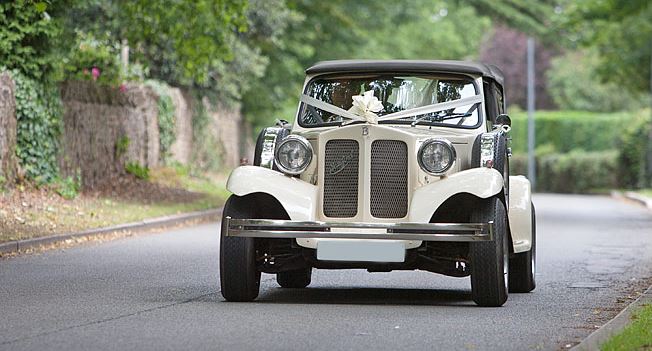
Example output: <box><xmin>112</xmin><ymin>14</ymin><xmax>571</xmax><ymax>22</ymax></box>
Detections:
<box><xmin>508</xmin><ymin>176</ymin><xmax>533</xmax><ymax>253</ymax></box>
<box><xmin>409</xmin><ymin>168</ymin><xmax>504</xmax><ymax>222</ymax></box>
<box><xmin>226</xmin><ymin>166</ymin><xmax>318</xmax><ymax>221</ymax></box>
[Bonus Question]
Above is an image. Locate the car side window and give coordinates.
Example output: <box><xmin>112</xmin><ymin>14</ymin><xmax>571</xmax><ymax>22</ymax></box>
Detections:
<box><xmin>494</xmin><ymin>84</ymin><xmax>505</xmax><ymax>115</ymax></box>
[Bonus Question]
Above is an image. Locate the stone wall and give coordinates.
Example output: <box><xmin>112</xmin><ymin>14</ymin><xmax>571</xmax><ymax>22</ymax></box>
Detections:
<box><xmin>167</xmin><ymin>88</ymin><xmax>192</xmax><ymax>165</ymax></box>
<box><xmin>0</xmin><ymin>75</ymin><xmax>256</xmax><ymax>189</ymax></box>
<box><xmin>207</xmin><ymin>102</ymin><xmax>254</xmax><ymax>168</ymax></box>
<box><xmin>0</xmin><ymin>72</ymin><xmax>17</xmax><ymax>184</ymax></box>
<box><xmin>59</xmin><ymin>81</ymin><xmax>159</xmax><ymax>189</ymax></box>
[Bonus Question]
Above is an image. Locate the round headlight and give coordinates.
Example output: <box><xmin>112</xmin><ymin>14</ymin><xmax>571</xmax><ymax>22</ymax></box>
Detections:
<box><xmin>418</xmin><ymin>139</ymin><xmax>456</xmax><ymax>175</ymax></box>
<box><xmin>274</xmin><ymin>135</ymin><xmax>313</xmax><ymax>175</ymax></box>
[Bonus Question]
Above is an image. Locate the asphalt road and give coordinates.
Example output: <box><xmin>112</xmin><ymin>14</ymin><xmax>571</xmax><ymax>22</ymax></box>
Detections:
<box><xmin>1</xmin><ymin>194</ymin><xmax>652</xmax><ymax>351</ymax></box>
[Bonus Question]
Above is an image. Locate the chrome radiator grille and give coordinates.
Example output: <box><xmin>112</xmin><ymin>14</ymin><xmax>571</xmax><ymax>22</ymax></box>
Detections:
<box><xmin>370</xmin><ymin>140</ymin><xmax>408</xmax><ymax>218</ymax></box>
<box><xmin>323</xmin><ymin>139</ymin><xmax>359</xmax><ymax>217</ymax></box>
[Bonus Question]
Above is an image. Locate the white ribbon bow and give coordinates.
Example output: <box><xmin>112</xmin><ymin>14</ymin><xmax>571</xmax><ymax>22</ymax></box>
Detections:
<box><xmin>348</xmin><ymin>90</ymin><xmax>383</xmax><ymax>124</ymax></box>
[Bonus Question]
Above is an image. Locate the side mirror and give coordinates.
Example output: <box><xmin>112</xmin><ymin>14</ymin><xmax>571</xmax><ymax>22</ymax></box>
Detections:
<box><xmin>496</xmin><ymin>114</ymin><xmax>511</xmax><ymax>127</ymax></box>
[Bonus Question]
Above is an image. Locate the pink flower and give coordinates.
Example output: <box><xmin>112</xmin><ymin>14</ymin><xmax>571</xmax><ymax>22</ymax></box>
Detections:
<box><xmin>91</xmin><ymin>67</ymin><xmax>100</xmax><ymax>81</ymax></box>
<box><xmin>119</xmin><ymin>84</ymin><xmax>127</xmax><ymax>93</ymax></box>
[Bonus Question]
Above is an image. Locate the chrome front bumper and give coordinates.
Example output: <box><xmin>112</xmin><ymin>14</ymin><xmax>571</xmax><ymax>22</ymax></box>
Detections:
<box><xmin>224</xmin><ymin>217</ymin><xmax>494</xmax><ymax>242</ymax></box>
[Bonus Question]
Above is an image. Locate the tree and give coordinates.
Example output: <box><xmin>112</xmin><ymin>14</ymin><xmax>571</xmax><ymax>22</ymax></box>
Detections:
<box><xmin>242</xmin><ymin>0</ymin><xmax>492</xmax><ymax>128</ymax></box>
<box><xmin>0</xmin><ymin>0</ymin><xmax>72</xmax><ymax>80</ymax></box>
<box><xmin>479</xmin><ymin>25</ymin><xmax>557</xmax><ymax>109</ymax></box>
<box><xmin>559</xmin><ymin>1</ymin><xmax>651</xmax><ymax>93</ymax></box>
<box><xmin>62</xmin><ymin>0</ymin><xmax>248</xmax><ymax>87</ymax></box>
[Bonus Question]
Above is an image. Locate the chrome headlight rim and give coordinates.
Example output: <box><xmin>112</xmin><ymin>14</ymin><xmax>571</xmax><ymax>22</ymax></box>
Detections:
<box><xmin>417</xmin><ymin>138</ymin><xmax>456</xmax><ymax>175</ymax></box>
<box><xmin>274</xmin><ymin>135</ymin><xmax>313</xmax><ymax>175</ymax></box>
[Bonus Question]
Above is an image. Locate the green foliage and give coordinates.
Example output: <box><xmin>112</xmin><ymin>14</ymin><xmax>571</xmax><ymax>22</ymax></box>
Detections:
<box><xmin>618</xmin><ymin>110</ymin><xmax>651</xmax><ymax>189</ymax></box>
<box><xmin>511</xmin><ymin>150</ymin><xmax>619</xmax><ymax>193</ymax></box>
<box><xmin>115</xmin><ymin>135</ymin><xmax>129</xmax><ymax>158</ymax></box>
<box><xmin>547</xmin><ymin>50</ymin><xmax>647</xmax><ymax>112</ymax></box>
<box><xmin>63</xmin><ymin>31</ymin><xmax>122</xmax><ymax>85</ymax></box>
<box><xmin>559</xmin><ymin>1</ymin><xmax>652</xmax><ymax>94</ymax></box>
<box><xmin>54</xmin><ymin>173</ymin><xmax>81</xmax><ymax>199</ymax></box>
<box><xmin>116</xmin><ymin>0</ymin><xmax>248</xmax><ymax>86</ymax></box>
<box><xmin>145</xmin><ymin>80</ymin><xmax>177</xmax><ymax>163</ymax></box>
<box><xmin>125</xmin><ymin>162</ymin><xmax>149</xmax><ymax>180</ymax></box>
<box><xmin>464</xmin><ymin>0</ymin><xmax>556</xmax><ymax>36</ymax></box>
<box><xmin>10</xmin><ymin>70</ymin><xmax>62</xmax><ymax>184</ymax></box>
<box><xmin>0</xmin><ymin>1</ymin><xmax>64</xmax><ymax>80</ymax></box>
<box><xmin>509</xmin><ymin>110</ymin><xmax>631</xmax><ymax>154</ymax></box>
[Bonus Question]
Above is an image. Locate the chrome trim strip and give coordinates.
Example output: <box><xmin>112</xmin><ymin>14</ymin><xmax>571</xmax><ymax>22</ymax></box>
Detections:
<box><xmin>260</xmin><ymin>127</ymin><xmax>283</xmax><ymax>169</ymax></box>
<box><xmin>225</xmin><ymin>217</ymin><xmax>494</xmax><ymax>242</ymax></box>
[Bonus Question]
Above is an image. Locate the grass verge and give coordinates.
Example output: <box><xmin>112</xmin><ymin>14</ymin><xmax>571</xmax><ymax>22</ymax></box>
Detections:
<box><xmin>601</xmin><ymin>304</ymin><xmax>652</xmax><ymax>350</ymax></box>
<box><xmin>0</xmin><ymin>167</ymin><xmax>230</xmax><ymax>243</ymax></box>
<box><xmin>634</xmin><ymin>189</ymin><xmax>652</xmax><ymax>198</ymax></box>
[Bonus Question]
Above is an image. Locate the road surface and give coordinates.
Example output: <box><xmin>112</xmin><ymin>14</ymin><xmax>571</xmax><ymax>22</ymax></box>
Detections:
<box><xmin>1</xmin><ymin>194</ymin><xmax>651</xmax><ymax>350</ymax></box>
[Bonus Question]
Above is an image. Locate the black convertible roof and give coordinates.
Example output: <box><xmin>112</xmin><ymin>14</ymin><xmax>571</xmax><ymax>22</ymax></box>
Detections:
<box><xmin>306</xmin><ymin>60</ymin><xmax>504</xmax><ymax>86</ymax></box>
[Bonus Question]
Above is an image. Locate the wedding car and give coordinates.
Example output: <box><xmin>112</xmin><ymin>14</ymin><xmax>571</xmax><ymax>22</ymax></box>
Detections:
<box><xmin>220</xmin><ymin>60</ymin><xmax>535</xmax><ymax>307</ymax></box>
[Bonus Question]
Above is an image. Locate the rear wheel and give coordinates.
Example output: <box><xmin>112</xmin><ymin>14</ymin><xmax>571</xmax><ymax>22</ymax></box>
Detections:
<box><xmin>470</xmin><ymin>197</ymin><xmax>509</xmax><ymax>307</ymax></box>
<box><xmin>220</xmin><ymin>195</ymin><xmax>261</xmax><ymax>302</ymax></box>
<box><xmin>508</xmin><ymin>203</ymin><xmax>536</xmax><ymax>293</ymax></box>
<box><xmin>277</xmin><ymin>268</ymin><xmax>312</xmax><ymax>288</ymax></box>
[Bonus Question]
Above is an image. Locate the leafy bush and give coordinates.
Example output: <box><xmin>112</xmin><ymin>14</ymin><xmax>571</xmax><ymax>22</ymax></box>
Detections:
<box><xmin>125</xmin><ymin>162</ymin><xmax>149</xmax><ymax>180</ymax></box>
<box><xmin>0</xmin><ymin>1</ymin><xmax>62</xmax><ymax>80</ymax></box>
<box><xmin>10</xmin><ymin>70</ymin><xmax>62</xmax><ymax>184</ymax></box>
<box><xmin>511</xmin><ymin>150</ymin><xmax>619</xmax><ymax>193</ymax></box>
<box><xmin>509</xmin><ymin>110</ymin><xmax>631</xmax><ymax>154</ymax></box>
<box><xmin>63</xmin><ymin>31</ymin><xmax>121</xmax><ymax>85</ymax></box>
<box><xmin>618</xmin><ymin>110</ymin><xmax>651</xmax><ymax>189</ymax></box>
<box><xmin>145</xmin><ymin>80</ymin><xmax>176</xmax><ymax>163</ymax></box>
<box><xmin>54</xmin><ymin>173</ymin><xmax>81</xmax><ymax>199</ymax></box>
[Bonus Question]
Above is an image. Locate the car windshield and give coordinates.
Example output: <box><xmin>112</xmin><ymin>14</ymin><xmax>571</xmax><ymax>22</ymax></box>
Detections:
<box><xmin>299</xmin><ymin>74</ymin><xmax>481</xmax><ymax>128</ymax></box>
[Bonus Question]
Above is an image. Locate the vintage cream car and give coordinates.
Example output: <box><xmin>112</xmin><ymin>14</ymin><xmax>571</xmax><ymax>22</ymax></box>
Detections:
<box><xmin>220</xmin><ymin>60</ymin><xmax>535</xmax><ymax>307</ymax></box>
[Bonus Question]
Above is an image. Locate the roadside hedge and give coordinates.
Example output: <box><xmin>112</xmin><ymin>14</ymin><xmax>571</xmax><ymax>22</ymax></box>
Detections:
<box><xmin>511</xmin><ymin>150</ymin><xmax>619</xmax><ymax>193</ymax></box>
<box><xmin>618</xmin><ymin>110</ymin><xmax>651</xmax><ymax>188</ymax></box>
<box><xmin>509</xmin><ymin>110</ymin><xmax>630</xmax><ymax>154</ymax></box>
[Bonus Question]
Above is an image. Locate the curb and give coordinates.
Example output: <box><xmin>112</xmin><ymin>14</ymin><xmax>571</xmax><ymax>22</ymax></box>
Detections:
<box><xmin>0</xmin><ymin>208</ymin><xmax>222</xmax><ymax>255</ymax></box>
<box><xmin>571</xmin><ymin>285</ymin><xmax>652</xmax><ymax>351</ymax></box>
<box><xmin>611</xmin><ymin>190</ymin><xmax>652</xmax><ymax>210</ymax></box>
<box><xmin>623</xmin><ymin>191</ymin><xmax>652</xmax><ymax>210</ymax></box>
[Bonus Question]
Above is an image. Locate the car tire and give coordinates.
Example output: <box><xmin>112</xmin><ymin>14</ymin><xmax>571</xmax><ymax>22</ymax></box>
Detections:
<box><xmin>470</xmin><ymin>196</ymin><xmax>509</xmax><ymax>307</ymax></box>
<box><xmin>277</xmin><ymin>268</ymin><xmax>312</xmax><ymax>288</ymax></box>
<box><xmin>220</xmin><ymin>195</ymin><xmax>261</xmax><ymax>302</ymax></box>
<box><xmin>508</xmin><ymin>203</ymin><xmax>536</xmax><ymax>293</ymax></box>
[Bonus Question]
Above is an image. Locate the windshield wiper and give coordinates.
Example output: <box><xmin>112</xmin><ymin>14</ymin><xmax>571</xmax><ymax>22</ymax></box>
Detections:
<box><xmin>410</xmin><ymin>103</ymin><xmax>478</xmax><ymax>127</ymax></box>
<box><xmin>410</xmin><ymin>111</ymin><xmax>472</xmax><ymax>126</ymax></box>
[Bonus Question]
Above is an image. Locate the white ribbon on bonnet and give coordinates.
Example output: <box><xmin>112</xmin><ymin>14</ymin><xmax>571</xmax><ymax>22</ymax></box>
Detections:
<box><xmin>300</xmin><ymin>91</ymin><xmax>483</xmax><ymax>125</ymax></box>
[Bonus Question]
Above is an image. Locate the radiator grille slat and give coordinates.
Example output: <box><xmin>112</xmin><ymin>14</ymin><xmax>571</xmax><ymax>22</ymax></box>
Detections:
<box><xmin>370</xmin><ymin>140</ymin><xmax>408</xmax><ymax>218</ymax></box>
<box><xmin>323</xmin><ymin>140</ymin><xmax>359</xmax><ymax>217</ymax></box>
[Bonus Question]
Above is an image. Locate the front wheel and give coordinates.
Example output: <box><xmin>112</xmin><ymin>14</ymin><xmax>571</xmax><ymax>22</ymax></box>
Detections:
<box><xmin>220</xmin><ymin>195</ymin><xmax>261</xmax><ymax>302</ymax></box>
<box><xmin>470</xmin><ymin>197</ymin><xmax>509</xmax><ymax>307</ymax></box>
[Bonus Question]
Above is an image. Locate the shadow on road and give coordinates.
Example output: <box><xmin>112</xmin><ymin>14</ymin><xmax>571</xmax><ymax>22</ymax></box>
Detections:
<box><xmin>214</xmin><ymin>287</ymin><xmax>475</xmax><ymax>307</ymax></box>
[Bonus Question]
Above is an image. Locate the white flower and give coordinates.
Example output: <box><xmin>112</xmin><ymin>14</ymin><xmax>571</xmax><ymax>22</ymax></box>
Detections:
<box><xmin>348</xmin><ymin>90</ymin><xmax>383</xmax><ymax>124</ymax></box>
